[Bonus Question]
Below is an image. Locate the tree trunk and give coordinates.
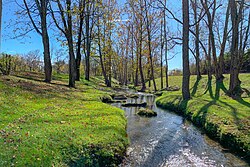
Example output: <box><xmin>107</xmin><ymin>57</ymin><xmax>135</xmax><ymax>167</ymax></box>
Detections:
<box><xmin>192</xmin><ymin>0</ymin><xmax>201</xmax><ymax>80</ymax></box>
<box><xmin>67</xmin><ymin>0</ymin><xmax>76</xmax><ymax>87</ymax></box>
<box><xmin>75</xmin><ymin>0</ymin><xmax>85</xmax><ymax>81</ymax></box>
<box><xmin>108</xmin><ymin>39</ymin><xmax>112</xmax><ymax>87</ymax></box>
<box><xmin>201</xmin><ymin>0</ymin><xmax>220</xmax><ymax>80</ymax></box>
<box><xmin>97</xmin><ymin>14</ymin><xmax>110</xmax><ymax>86</ymax></box>
<box><xmin>125</xmin><ymin>27</ymin><xmax>130</xmax><ymax>86</ymax></box>
<box><xmin>229</xmin><ymin>0</ymin><xmax>244</xmax><ymax>96</ymax></box>
<box><xmin>164</xmin><ymin>0</ymin><xmax>169</xmax><ymax>88</ymax></box>
<box><xmin>148</xmin><ymin>68</ymin><xmax>151</xmax><ymax>87</ymax></box>
<box><xmin>131</xmin><ymin>24</ymin><xmax>135</xmax><ymax>85</ymax></box>
<box><xmin>139</xmin><ymin>29</ymin><xmax>145</xmax><ymax>91</ymax></box>
<box><xmin>144</xmin><ymin>0</ymin><xmax>157</xmax><ymax>91</ymax></box>
<box><xmin>160</xmin><ymin>18</ymin><xmax>164</xmax><ymax>89</ymax></box>
<box><xmin>29</xmin><ymin>0</ymin><xmax>52</xmax><ymax>83</ymax></box>
<box><xmin>207</xmin><ymin>35</ymin><xmax>212</xmax><ymax>80</ymax></box>
<box><xmin>218</xmin><ymin>2</ymin><xmax>230</xmax><ymax>81</ymax></box>
<box><xmin>41</xmin><ymin>27</ymin><xmax>52</xmax><ymax>83</ymax></box>
<box><xmin>139</xmin><ymin>0</ymin><xmax>146</xmax><ymax>91</ymax></box>
<box><xmin>41</xmin><ymin>1</ymin><xmax>52</xmax><ymax>83</ymax></box>
<box><xmin>99</xmin><ymin>47</ymin><xmax>110</xmax><ymax>86</ymax></box>
<box><xmin>139</xmin><ymin>44</ymin><xmax>146</xmax><ymax>91</ymax></box>
<box><xmin>68</xmin><ymin>37</ymin><xmax>76</xmax><ymax>87</ymax></box>
<box><xmin>85</xmin><ymin>2</ymin><xmax>90</xmax><ymax>81</ymax></box>
<box><xmin>182</xmin><ymin>0</ymin><xmax>191</xmax><ymax>100</ymax></box>
<box><xmin>135</xmin><ymin>48</ymin><xmax>139</xmax><ymax>87</ymax></box>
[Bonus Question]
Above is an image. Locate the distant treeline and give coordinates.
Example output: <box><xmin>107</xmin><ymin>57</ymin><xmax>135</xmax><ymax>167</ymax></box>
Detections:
<box><xmin>0</xmin><ymin>51</ymin><xmax>69</xmax><ymax>75</ymax></box>
<box><xmin>190</xmin><ymin>49</ymin><xmax>250</xmax><ymax>75</ymax></box>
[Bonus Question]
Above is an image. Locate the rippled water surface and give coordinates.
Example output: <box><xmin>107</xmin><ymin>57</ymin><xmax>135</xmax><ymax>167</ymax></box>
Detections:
<box><xmin>112</xmin><ymin>93</ymin><xmax>248</xmax><ymax>167</ymax></box>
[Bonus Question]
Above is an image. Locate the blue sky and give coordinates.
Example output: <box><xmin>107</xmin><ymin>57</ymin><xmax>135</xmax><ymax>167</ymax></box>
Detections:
<box><xmin>2</xmin><ymin>1</ymin><xmax>40</xmax><ymax>54</ymax></box>
<box><xmin>1</xmin><ymin>0</ymin><xmax>183</xmax><ymax>70</ymax></box>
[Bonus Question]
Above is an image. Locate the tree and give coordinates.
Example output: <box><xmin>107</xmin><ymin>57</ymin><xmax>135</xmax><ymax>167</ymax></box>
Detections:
<box><xmin>23</xmin><ymin>0</ymin><xmax>52</xmax><ymax>82</ymax></box>
<box><xmin>144</xmin><ymin>0</ymin><xmax>157</xmax><ymax>91</ymax></box>
<box><xmin>217</xmin><ymin>1</ymin><xmax>230</xmax><ymax>81</ymax></box>
<box><xmin>96</xmin><ymin>3</ymin><xmax>111</xmax><ymax>87</ymax></box>
<box><xmin>75</xmin><ymin>0</ymin><xmax>85</xmax><ymax>81</ymax></box>
<box><xmin>127</xmin><ymin>0</ymin><xmax>146</xmax><ymax>91</ymax></box>
<box><xmin>138</xmin><ymin>0</ymin><xmax>146</xmax><ymax>91</ymax></box>
<box><xmin>163</xmin><ymin>0</ymin><xmax>169</xmax><ymax>88</ymax></box>
<box><xmin>160</xmin><ymin>17</ymin><xmax>164</xmax><ymax>89</ymax></box>
<box><xmin>182</xmin><ymin>0</ymin><xmax>191</xmax><ymax>100</ymax></box>
<box><xmin>0</xmin><ymin>54</ymin><xmax>11</xmax><ymax>75</ymax></box>
<box><xmin>95</xmin><ymin>0</ymin><xmax>119</xmax><ymax>87</ymax></box>
<box><xmin>229</xmin><ymin>0</ymin><xmax>249</xmax><ymax>96</ymax></box>
<box><xmin>84</xmin><ymin>0</ymin><xmax>92</xmax><ymax>81</ymax></box>
<box><xmin>127</xmin><ymin>0</ymin><xmax>140</xmax><ymax>87</ymax></box>
<box><xmin>53</xmin><ymin>49</ymin><xmax>67</xmax><ymax>74</ymax></box>
<box><xmin>25</xmin><ymin>50</ymin><xmax>42</xmax><ymax>71</ymax></box>
<box><xmin>50</xmin><ymin>0</ymin><xmax>76</xmax><ymax>87</ymax></box>
<box><xmin>201</xmin><ymin>0</ymin><xmax>220</xmax><ymax>81</ymax></box>
<box><xmin>191</xmin><ymin>0</ymin><xmax>202</xmax><ymax>80</ymax></box>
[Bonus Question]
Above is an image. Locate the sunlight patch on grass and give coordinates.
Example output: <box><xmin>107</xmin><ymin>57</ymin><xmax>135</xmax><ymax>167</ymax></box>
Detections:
<box><xmin>156</xmin><ymin>74</ymin><xmax>250</xmax><ymax>157</ymax></box>
<box><xmin>0</xmin><ymin>74</ymin><xmax>128</xmax><ymax>166</ymax></box>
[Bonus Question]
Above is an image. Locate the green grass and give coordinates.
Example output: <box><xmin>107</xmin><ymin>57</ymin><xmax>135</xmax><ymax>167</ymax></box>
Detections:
<box><xmin>0</xmin><ymin>73</ymin><xmax>128</xmax><ymax>166</ymax></box>
<box><xmin>155</xmin><ymin>74</ymin><xmax>250</xmax><ymax>158</ymax></box>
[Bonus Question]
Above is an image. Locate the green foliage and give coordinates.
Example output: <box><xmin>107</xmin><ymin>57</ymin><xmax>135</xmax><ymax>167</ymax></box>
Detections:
<box><xmin>225</xmin><ymin>50</ymin><xmax>250</xmax><ymax>73</ymax></box>
<box><xmin>156</xmin><ymin>74</ymin><xmax>250</xmax><ymax>157</ymax></box>
<box><xmin>0</xmin><ymin>73</ymin><xmax>128</xmax><ymax>166</ymax></box>
<box><xmin>0</xmin><ymin>54</ymin><xmax>12</xmax><ymax>75</ymax></box>
<box><xmin>189</xmin><ymin>49</ymin><xmax>250</xmax><ymax>75</ymax></box>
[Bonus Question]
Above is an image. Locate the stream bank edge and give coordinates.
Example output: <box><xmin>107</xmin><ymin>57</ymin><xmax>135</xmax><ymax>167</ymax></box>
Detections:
<box><xmin>155</xmin><ymin>95</ymin><xmax>250</xmax><ymax>163</ymax></box>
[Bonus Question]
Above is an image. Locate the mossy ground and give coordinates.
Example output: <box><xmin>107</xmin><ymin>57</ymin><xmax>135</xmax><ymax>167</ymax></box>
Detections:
<box><xmin>154</xmin><ymin>74</ymin><xmax>250</xmax><ymax>158</ymax></box>
<box><xmin>0</xmin><ymin>72</ymin><xmax>128</xmax><ymax>166</ymax></box>
<box><xmin>137</xmin><ymin>108</ymin><xmax>157</xmax><ymax>117</ymax></box>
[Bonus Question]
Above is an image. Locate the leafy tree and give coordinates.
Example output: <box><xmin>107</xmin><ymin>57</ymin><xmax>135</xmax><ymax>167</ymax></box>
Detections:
<box><xmin>50</xmin><ymin>0</ymin><xmax>77</xmax><ymax>87</ymax></box>
<box><xmin>23</xmin><ymin>0</ymin><xmax>52</xmax><ymax>82</ymax></box>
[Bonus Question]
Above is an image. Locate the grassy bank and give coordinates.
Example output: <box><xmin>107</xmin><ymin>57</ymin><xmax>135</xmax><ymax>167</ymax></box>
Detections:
<box><xmin>0</xmin><ymin>72</ymin><xmax>128</xmax><ymax>166</ymax></box>
<box><xmin>155</xmin><ymin>74</ymin><xmax>250</xmax><ymax>159</ymax></box>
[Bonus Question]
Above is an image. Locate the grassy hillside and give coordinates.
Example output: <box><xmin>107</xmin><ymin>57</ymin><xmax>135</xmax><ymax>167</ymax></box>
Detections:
<box><xmin>155</xmin><ymin>74</ymin><xmax>250</xmax><ymax>158</ymax></box>
<box><xmin>0</xmin><ymin>72</ymin><xmax>128</xmax><ymax>166</ymax></box>
<box><xmin>146</xmin><ymin>74</ymin><xmax>250</xmax><ymax>93</ymax></box>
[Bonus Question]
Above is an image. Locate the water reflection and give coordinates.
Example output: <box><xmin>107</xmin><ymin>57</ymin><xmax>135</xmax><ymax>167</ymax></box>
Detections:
<box><xmin>112</xmin><ymin>93</ymin><xmax>248</xmax><ymax>167</ymax></box>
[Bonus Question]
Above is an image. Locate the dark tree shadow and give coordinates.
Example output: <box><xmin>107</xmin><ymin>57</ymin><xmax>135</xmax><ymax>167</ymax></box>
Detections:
<box><xmin>235</xmin><ymin>97</ymin><xmax>250</xmax><ymax>108</ymax></box>
<box><xmin>191</xmin><ymin>78</ymin><xmax>201</xmax><ymax>96</ymax></box>
<box><xmin>198</xmin><ymin>80</ymin><xmax>241</xmax><ymax>127</ymax></box>
<box><xmin>203</xmin><ymin>79</ymin><xmax>214</xmax><ymax>99</ymax></box>
<box><xmin>215</xmin><ymin>81</ymin><xmax>228</xmax><ymax>100</ymax></box>
<box><xmin>219</xmin><ymin>100</ymin><xmax>240</xmax><ymax>125</ymax></box>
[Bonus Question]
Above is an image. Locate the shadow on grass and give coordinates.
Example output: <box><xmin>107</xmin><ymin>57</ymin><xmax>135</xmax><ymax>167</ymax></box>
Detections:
<box><xmin>14</xmin><ymin>73</ymin><xmax>44</xmax><ymax>82</ymax></box>
<box><xmin>14</xmin><ymin>72</ymin><xmax>71</xmax><ymax>87</ymax></box>
<box><xmin>203</xmin><ymin>79</ymin><xmax>228</xmax><ymax>100</ymax></box>
<box><xmin>158</xmin><ymin>78</ymin><xmax>249</xmax><ymax>159</ymax></box>
<box><xmin>0</xmin><ymin>75</ymin><xmax>91</xmax><ymax>101</ymax></box>
<box><xmin>235</xmin><ymin>96</ymin><xmax>250</xmax><ymax>108</ymax></box>
<box><xmin>215</xmin><ymin>81</ymin><xmax>228</xmax><ymax>100</ymax></box>
<box><xmin>197</xmin><ymin>80</ymin><xmax>241</xmax><ymax>127</ymax></box>
<box><xmin>191</xmin><ymin>78</ymin><xmax>201</xmax><ymax>96</ymax></box>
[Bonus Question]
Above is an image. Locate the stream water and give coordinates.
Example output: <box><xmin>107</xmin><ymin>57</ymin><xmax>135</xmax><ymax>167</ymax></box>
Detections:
<box><xmin>112</xmin><ymin>93</ymin><xmax>249</xmax><ymax>167</ymax></box>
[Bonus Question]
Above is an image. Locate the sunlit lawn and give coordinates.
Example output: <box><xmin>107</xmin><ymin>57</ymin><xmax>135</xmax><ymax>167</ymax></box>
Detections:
<box><xmin>0</xmin><ymin>73</ymin><xmax>128</xmax><ymax>166</ymax></box>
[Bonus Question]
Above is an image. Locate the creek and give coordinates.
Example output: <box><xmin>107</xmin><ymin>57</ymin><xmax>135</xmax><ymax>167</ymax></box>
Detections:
<box><xmin>111</xmin><ymin>92</ymin><xmax>248</xmax><ymax>167</ymax></box>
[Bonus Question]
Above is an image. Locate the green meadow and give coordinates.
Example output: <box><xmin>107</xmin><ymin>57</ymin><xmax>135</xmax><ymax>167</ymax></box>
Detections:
<box><xmin>0</xmin><ymin>72</ymin><xmax>128</xmax><ymax>166</ymax></box>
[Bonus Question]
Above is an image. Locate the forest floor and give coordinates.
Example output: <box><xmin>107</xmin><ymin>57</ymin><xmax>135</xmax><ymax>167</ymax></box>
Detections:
<box><xmin>154</xmin><ymin>74</ymin><xmax>250</xmax><ymax>159</ymax></box>
<box><xmin>0</xmin><ymin>72</ymin><xmax>128</xmax><ymax>166</ymax></box>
